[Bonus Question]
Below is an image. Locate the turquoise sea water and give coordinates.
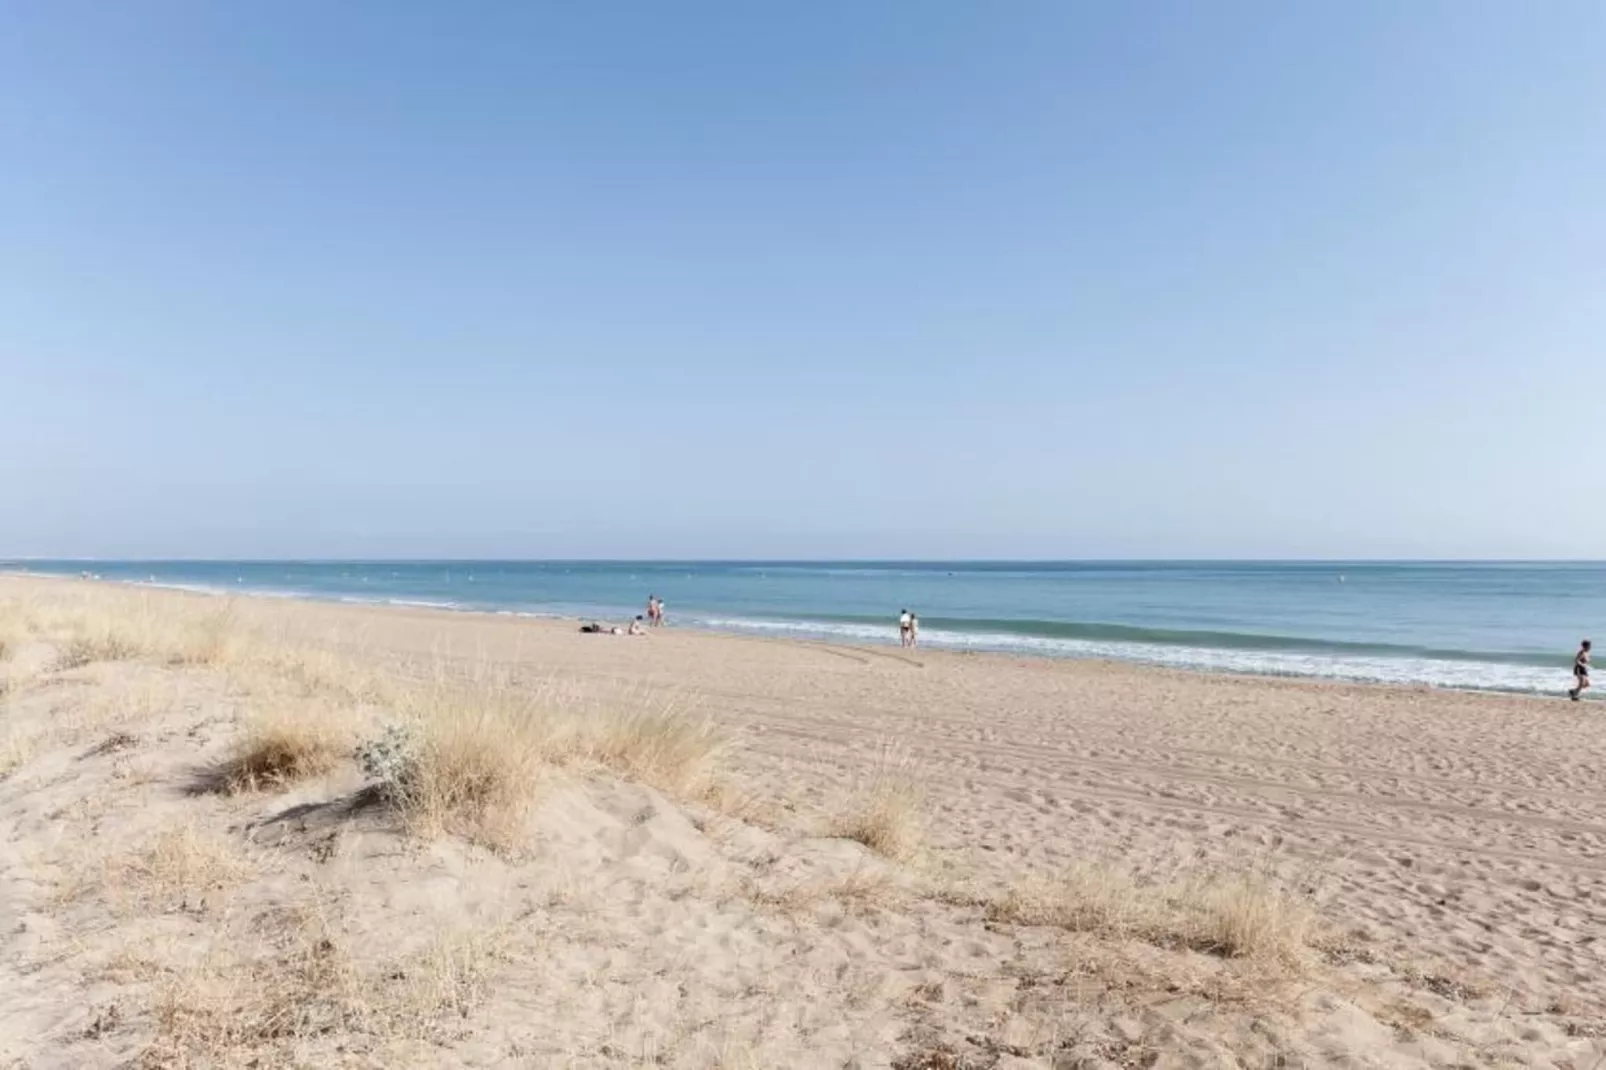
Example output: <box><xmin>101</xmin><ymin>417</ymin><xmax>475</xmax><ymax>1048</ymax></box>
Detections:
<box><xmin>6</xmin><ymin>561</ymin><xmax>1603</xmax><ymax>695</ymax></box>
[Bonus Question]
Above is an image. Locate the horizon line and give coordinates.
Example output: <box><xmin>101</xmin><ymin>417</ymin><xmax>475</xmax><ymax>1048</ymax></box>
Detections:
<box><xmin>6</xmin><ymin>557</ymin><xmax>1605</xmax><ymax>566</ymax></box>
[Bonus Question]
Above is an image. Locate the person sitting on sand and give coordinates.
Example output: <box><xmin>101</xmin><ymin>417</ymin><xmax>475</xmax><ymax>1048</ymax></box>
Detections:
<box><xmin>629</xmin><ymin>616</ymin><xmax>646</xmax><ymax>636</ymax></box>
<box><xmin>1571</xmin><ymin>639</ymin><xmax>1592</xmax><ymax>701</ymax></box>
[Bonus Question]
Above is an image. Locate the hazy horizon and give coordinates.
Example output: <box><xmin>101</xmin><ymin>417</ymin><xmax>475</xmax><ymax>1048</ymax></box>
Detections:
<box><xmin>8</xmin><ymin>556</ymin><xmax>1606</xmax><ymax>566</ymax></box>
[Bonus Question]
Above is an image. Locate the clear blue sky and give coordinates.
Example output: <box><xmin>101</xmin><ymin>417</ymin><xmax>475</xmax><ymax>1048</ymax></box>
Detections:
<box><xmin>3</xmin><ymin>2</ymin><xmax>1602</xmax><ymax>559</ymax></box>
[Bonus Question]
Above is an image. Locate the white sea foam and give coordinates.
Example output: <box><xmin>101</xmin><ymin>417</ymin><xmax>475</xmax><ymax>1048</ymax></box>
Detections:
<box><xmin>695</xmin><ymin>616</ymin><xmax>1572</xmax><ymax>695</ymax></box>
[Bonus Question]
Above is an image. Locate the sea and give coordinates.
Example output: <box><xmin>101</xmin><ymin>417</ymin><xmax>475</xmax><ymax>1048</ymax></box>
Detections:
<box><xmin>5</xmin><ymin>560</ymin><xmax>1602</xmax><ymax>696</ymax></box>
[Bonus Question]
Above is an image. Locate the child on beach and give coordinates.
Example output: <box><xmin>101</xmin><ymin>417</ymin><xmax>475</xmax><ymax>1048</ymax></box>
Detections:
<box><xmin>1571</xmin><ymin>639</ymin><xmax>1591</xmax><ymax>700</ymax></box>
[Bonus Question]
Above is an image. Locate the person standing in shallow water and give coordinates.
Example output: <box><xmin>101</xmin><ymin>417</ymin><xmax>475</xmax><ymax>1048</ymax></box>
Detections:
<box><xmin>1571</xmin><ymin>640</ymin><xmax>1592</xmax><ymax>701</ymax></box>
<box><xmin>898</xmin><ymin>609</ymin><xmax>912</xmax><ymax>648</ymax></box>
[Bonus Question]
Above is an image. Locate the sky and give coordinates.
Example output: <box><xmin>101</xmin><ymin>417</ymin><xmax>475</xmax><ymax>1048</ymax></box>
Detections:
<box><xmin>2</xmin><ymin>2</ymin><xmax>1603</xmax><ymax>560</ymax></box>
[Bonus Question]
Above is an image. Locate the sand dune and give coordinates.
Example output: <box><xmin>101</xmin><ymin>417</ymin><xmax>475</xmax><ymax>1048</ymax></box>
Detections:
<box><xmin>2</xmin><ymin>575</ymin><xmax>1603</xmax><ymax>1068</ymax></box>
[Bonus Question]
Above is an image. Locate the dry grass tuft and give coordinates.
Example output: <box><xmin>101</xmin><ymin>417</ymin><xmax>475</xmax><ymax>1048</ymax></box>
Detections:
<box><xmin>136</xmin><ymin>906</ymin><xmax>505</xmax><ymax>1066</ymax></box>
<box><xmin>988</xmin><ymin>863</ymin><xmax>1146</xmax><ymax>937</ymax></box>
<box><xmin>166</xmin><ymin>604</ymin><xmax>241</xmax><ymax>666</ymax></box>
<box><xmin>741</xmin><ymin>866</ymin><xmax>897</xmax><ymax>916</ymax></box>
<box><xmin>588</xmin><ymin>699</ymin><xmax>726</xmax><ymax>796</ymax></box>
<box><xmin>828</xmin><ymin>745</ymin><xmax>925</xmax><ymax>862</ymax></box>
<box><xmin>55</xmin><ymin>628</ymin><xmax>144</xmax><ymax>671</ymax></box>
<box><xmin>988</xmin><ymin>859</ymin><xmax>1317</xmax><ymax>966</ymax></box>
<box><xmin>18</xmin><ymin>592</ymin><xmax>242</xmax><ymax>672</ymax></box>
<box><xmin>216</xmin><ymin>706</ymin><xmax>349</xmax><ymax>793</ymax></box>
<box><xmin>118</xmin><ymin>821</ymin><xmax>255</xmax><ymax>914</ymax></box>
<box><xmin>0</xmin><ymin>596</ymin><xmax>34</xmax><ymax>657</ymax></box>
<box><xmin>247</xmin><ymin>642</ymin><xmax>394</xmax><ymax>704</ymax></box>
<box><xmin>1194</xmin><ymin>869</ymin><xmax>1317</xmax><ymax>961</ymax></box>
<box><xmin>0</xmin><ymin>728</ymin><xmax>36</xmax><ymax>780</ymax></box>
<box><xmin>360</xmin><ymin>670</ymin><xmax>725</xmax><ymax>851</ymax></box>
<box><xmin>402</xmin><ymin>690</ymin><xmax>552</xmax><ymax>847</ymax></box>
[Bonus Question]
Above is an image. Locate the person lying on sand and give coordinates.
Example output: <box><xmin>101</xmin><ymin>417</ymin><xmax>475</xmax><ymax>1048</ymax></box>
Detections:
<box><xmin>579</xmin><ymin>622</ymin><xmax>624</xmax><ymax>635</ymax></box>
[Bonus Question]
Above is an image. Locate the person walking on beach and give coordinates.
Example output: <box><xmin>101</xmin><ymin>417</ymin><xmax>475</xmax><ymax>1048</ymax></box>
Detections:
<box><xmin>908</xmin><ymin>612</ymin><xmax>920</xmax><ymax>650</ymax></box>
<box><xmin>1571</xmin><ymin>639</ymin><xmax>1591</xmax><ymax>701</ymax></box>
<box><xmin>898</xmin><ymin>609</ymin><xmax>912</xmax><ymax>648</ymax></box>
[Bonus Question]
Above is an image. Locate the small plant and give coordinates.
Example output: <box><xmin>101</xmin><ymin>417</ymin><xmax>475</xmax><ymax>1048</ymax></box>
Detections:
<box><xmin>218</xmin><ymin>708</ymin><xmax>345</xmax><ymax>793</ymax></box>
<box><xmin>356</xmin><ymin>723</ymin><xmax>420</xmax><ymax>802</ymax></box>
<box><xmin>829</xmin><ymin>744</ymin><xmax>925</xmax><ymax>862</ymax></box>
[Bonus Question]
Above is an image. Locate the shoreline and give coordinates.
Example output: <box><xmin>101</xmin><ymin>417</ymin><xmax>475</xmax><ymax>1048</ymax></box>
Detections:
<box><xmin>1</xmin><ymin>569</ymin><xmax>1581</xmax><ymax>705</ymax></box>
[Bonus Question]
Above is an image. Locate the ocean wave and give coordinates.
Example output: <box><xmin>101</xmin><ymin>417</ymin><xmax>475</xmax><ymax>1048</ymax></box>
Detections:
<box><xmin>792</xmin><ymin>614</ymin><xmax>1562</xmax><ymax>667</ymax></box>
<box><xmin>694</xmin><ymin>616</ymin><xmax>1573</xmax><ymax>695</ymax></box>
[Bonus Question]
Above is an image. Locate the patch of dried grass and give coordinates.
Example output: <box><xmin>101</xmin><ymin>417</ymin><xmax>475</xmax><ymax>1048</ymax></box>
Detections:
<box><xmin>136</xmin><ymin>905</ymin><xmax>505</xmax><ymax>1067</ymax></box>
<box><xmin>116</xmin><ymin>821</ymin><xmax>255</xmax><ymax>914</ymax></box>
<box><xmin>828</xmin><ymin>745</ymin><xmax>925</xmax><ymax>862</ymax></box>
<box><xmin>55</xmin><ymin>678</ymin><xmax>170</xmax><ymax>741</ymax></box>
<box><xmin>246</xmin><ymin>642</ymin><xmax>394</xmax><ymax>704</ymax></box>
<box><xmin>1196</xmin><ymin>868</ymin><xmax>1316</xmax><ymax>961</ymax></box>
<box><xmin>54</xmin><ymin>629</ymin><xmax>144</xmax><ymax>671</ymax></box>
<box><xmin>396</xmin><ymin>683</ymin><xmax>554</xmax><ymax>848</ymax></box>
<box><xmin>0</xmin><ymin>595</ymin><xmax>35</xmax><ymax>656</ymax></box>
<box><xmin>165</xmin><ymin>604</ymin><xmax>241</xmax><ymax>666</ymax></box>
<box><xmin>216</xmin><ymin>705</ymin><xmax>349</xmax><ymax>793</ymax></box>
<box><xmin>988</xmin><ymin>859</ymin><xmax>1317</xmax><ymax>965</ymax></box>
<box><xmin>372</xmin><ymin>670</ymin><xmax>726</xmax><ymax>851</ymax></box>
<box><xmin>740</xmin><ymin>866</ymin><xmax>897</xmax><ymax>916</ymax></box>
<box><xmin>588</xmin><ymin>698</ymin><xmax>726</xmax><ymax>796</ymax></box>
<box><xmin>0</xmin><ymin>727</ymin><xmax>36</xmax><ymax>780</ymax></box>
<box><xmin>12</xmin><ymin>589</ymin><xmax>243</xmax><ymax>673</ymax></box>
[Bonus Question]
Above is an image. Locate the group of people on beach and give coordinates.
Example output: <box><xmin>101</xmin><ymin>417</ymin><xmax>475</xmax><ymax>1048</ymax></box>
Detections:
<box><xmin>577</xmin><ymin>595</ymin><xmax>668</xmax><ymax>637</ymax></box>
<box><xmin>898</xmin><ymin>608</ymin><xmax>920</xmax><ymax>649</ymax></box>
<box><xmin>578</xmin><ymin>604</ymin><xmax>1595</xmax><ymax>696</ymax></box>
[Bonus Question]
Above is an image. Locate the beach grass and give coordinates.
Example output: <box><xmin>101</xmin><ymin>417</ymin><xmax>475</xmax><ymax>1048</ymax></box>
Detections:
<box><xmin>988</xmin><ymin>860</ymin><xmax>1316</xmax><ymax>965</ymax></box>
<box><xmin>829</xmin><ymin>744</ymin><xmax>925</xmax><ymax>862</ymax></box>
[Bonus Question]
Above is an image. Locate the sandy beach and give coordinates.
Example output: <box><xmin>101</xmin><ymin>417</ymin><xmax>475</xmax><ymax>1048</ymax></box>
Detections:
<box><xmin>3</xmin><ymin>574</ymin><xmax>1604</xmax><ymax>1068</ymax></box>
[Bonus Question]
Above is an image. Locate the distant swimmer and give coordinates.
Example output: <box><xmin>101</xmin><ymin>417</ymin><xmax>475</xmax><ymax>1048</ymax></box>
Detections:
<box><xmin>898</xmin><ymin>609</ymin><xmax>913</xmax><ymax>648</ymax></box>
<box><xmin>1571</xmin><ymin>639</ymin><xmax>1592</xmax><ymax>701</ymax></box>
